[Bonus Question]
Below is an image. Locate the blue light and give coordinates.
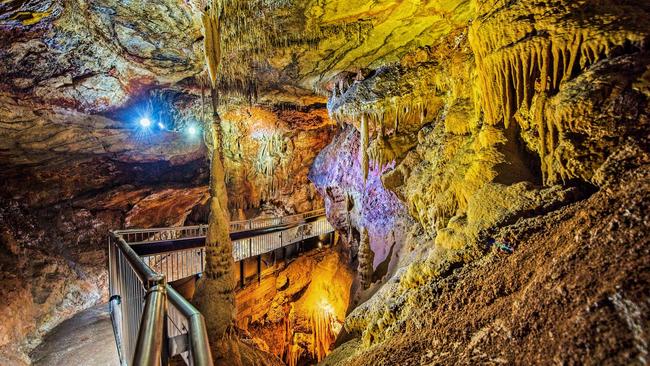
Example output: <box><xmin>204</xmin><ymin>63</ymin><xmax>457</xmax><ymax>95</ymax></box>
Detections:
<box><xmin>158</xmin><ymin>122</ymin><xmax>166</xmax><ymax>130</ymax></box>
<box><xmin>187</xmin><ymin>125</ymin><xmax>198</xmax><ymax>137</ymax></box>
<box><xmin>139</xmin><ymin>117</ymin><xmax>152</xmax><ymax>128</ymax></box>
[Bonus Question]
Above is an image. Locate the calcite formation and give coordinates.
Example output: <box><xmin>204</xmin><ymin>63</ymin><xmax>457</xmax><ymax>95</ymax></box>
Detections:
<box><xmin>357</xmin><ymin>228</ymin><xmax>374</xmax><ymax>289</ymax></box>
<box><xmin>0</xmin><ymin>0</ymin><xmax>649</xmax><ymax>365</ymax></box>
<box><xmin>218</xmin><ymin>103</ymin><xmax>336</xmax><ymax>215</ymax></box>
<box><xmin>235</xmin><ymin>250</ymin><xmax>353</xmax><ymax>366</ymax></box>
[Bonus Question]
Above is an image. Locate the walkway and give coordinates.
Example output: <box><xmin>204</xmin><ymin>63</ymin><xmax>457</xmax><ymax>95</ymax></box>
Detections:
<box><xmin>30</xmin><ymin>304</ymin><xmax>119</xmax><ymax>366</ymax></box>
<box><xmin>108</xmin><ymin>209</ymin><xmax>334</xmax><ymax>365</ymax></box>
<box><xmin>119</xmin><ymin>209</ymin><xmax>333</xmax><ymax>282</ymax></box>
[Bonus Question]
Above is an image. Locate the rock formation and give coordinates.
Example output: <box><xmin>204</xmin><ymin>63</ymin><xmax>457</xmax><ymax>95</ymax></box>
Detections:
<box><xmin>235</xmin><ymin>250</ymin><xmax>353</xmax><ymax>366</ymax></box>
<box><xmin>1</xmin><ymin>0</ymin><xmax>649</xmax><ymax>365</ymax></box>
<box><xmin>357</xmin><ymin>228</ymin><xmax>374</xmax><ymax>289</ymax></box>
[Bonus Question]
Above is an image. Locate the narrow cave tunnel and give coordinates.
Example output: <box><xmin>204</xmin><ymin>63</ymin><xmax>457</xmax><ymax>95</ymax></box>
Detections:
<box><xmin>1</xmin><ymin>1</ymin><xmax>649</xmax><ymax>366</ymax></box>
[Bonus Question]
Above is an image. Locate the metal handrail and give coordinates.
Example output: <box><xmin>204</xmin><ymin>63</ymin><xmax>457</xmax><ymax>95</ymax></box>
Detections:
<box><xmin>167</xmin><ymin>286</ymin><xmax>214</xmax><ymax>366</ymax></box>
<box><xmin>133</xmin><ymin>284</ymin><xmax>166</xmax><ymax>366</ymax></box>
<box><xmin>115</xmin><ymin>235</ymin><xmax>165</xmax><ymax>286</ymax></box>
<box><xmin>109</xmin><ymin>231</ymin><xmax>213</xmax><ymax>366</ymax></box>
<box><xmin>113</xmin><ymin>208</ymin><xmax>326</xmax><ymax>239</ymax></box>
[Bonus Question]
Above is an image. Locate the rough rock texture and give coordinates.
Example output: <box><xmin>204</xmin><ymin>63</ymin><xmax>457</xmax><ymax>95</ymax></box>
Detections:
<box><xmin>310</xmin><ymin>126</ymin><xmax>412</xmax><ymax>281</ymax></box>
<box><xmin>324</xmin><ymin>156</ymin><xmax>650</xmax><ymax>366</ymax></box>
<box><xmin>1</xmin><ymin>0</ymin><xmax>649</xmax><ymax>365</ymax></box>
<box><xmin>308</xmin><ymin>1</ymin><xmax>649</xmax><ymax>365</ymax></box>
<box><xmin>219</xmin><ymin>102</ymin><xmax>337</xmax><ymax>217</ymax></box>
<box><xmin>0</xmin><ymin>156</ymin><xmax>209</xmax><ymax>363</ymax></box>
<box><xmin>235</xmin><ymin>249</ymin><xmax>353</xmax><ymax>366</ymax></box>
<box><xmin>0</xmin><ymin>1</ymin><xmax>336</xmax><ymax>362</ymax></box>
<box><xmin>0</xmin><ymin>0</ymin><xmax>203</xmax><ymax>112</ymax></box>
<box><xmin>0</xmin><ymin>1</ymin><xmax>211</xmax><ymax>361</ymax></box>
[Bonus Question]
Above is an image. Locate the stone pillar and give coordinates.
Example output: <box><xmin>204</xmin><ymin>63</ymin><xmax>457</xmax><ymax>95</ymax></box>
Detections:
<box><xmin>357</xmin><ymin>227</ymin><xmax>374</xmax><ymax>289</ymax></box>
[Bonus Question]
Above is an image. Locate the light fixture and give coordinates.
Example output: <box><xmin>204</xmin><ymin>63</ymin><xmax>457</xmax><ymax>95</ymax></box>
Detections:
<box><xmin>157</xmin><ymin>122</ymin><xmax>166</xmax><ymax>130</ymax></box>
<box><xmin>138</xmin><ymin>117</ymin><xmax>152</xmax><ymax>128</ymax></box>
<box><xmin>187</xmin><ymin>125</ymin><xmax>198</xmax><ymax>137</ymax></box>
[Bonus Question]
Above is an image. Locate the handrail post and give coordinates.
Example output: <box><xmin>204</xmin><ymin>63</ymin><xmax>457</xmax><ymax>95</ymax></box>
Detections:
<box><xmin>188</xmin><ymin>313</ymin><xmax>214</xmax><ymax>366</ymax></box>
<box><xmin>132</xmin><ymin>284</ymin><xmax>166</xmax><ymax>366</ymax></box>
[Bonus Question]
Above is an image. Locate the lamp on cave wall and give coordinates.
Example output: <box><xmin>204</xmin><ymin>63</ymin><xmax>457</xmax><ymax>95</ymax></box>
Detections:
<box><xmin>138</xmin><ymin>117</ymin><xmax>152</xmax><ymax>128</ymax></box>
<box><xmin>187</xmin><ymin>124</ymin><xmax>199</xmax><ymax>137</ymax></box>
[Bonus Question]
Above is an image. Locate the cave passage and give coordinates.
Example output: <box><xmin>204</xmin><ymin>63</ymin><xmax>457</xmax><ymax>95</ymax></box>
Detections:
<box><xmin>1</xmin><ymin>0</ymin><xmax>648</xmax><ymax>366</ymax></box>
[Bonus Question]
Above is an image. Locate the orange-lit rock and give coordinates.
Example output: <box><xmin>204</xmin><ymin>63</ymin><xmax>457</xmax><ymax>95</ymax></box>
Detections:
<box><xmin>219</xmin><ymin>103</ymin><xmax>337</xmax><ymax>216</ymax></box>
<box><xmin>235</xmin><ymin>249</ymin><xmax>353</xmax><ymax>366</ymax></box>
<box><xmin>125</xmin><ymin>186</ymin><xmax>209</xmax><ymax>228</ymax></box>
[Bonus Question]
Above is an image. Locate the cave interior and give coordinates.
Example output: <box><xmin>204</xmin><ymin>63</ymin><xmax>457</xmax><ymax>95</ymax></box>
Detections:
<box><xmin>0</xmin><ymin>0</ymin><xmax>649</xmax><ymax>366</ymax></box>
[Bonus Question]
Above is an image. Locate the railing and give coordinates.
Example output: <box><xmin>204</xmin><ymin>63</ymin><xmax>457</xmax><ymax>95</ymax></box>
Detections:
<box><xmin>166</xmin><ymin>287</ymin><xmax>212</xmax><ymax>366</ymax></box>
<box><xmin>229</xmin><ymin>208</ymin><xmax>325</xmax><ymax>232</ymax></box>
<box><xmin>108</xmin><ymin>234</ymin><xmax>167</xmax><ymax>366</ymax></box>
<box><xmin>120</xmin><ymin>208</ymin><xmax>326</xmax><ymax>244</ymax></box>
<box><xmin>232</xmin><ymin>217</ymin><xmax>333</xmax><ymax>261</ymax></box>
<box><xmin>109</xmin><ymin>233</ymin><xmax>213</xmax><ymax>366</ymax></box>
<box><xmin>108</xmin><ymin>209</ymin><xmax>332</xmax><ymax>366</ymax></box>
<box><xmin>134</xmin><ymin>217</ymin><xmax>333</xmax><ymax>277</ymax></box>
<box><xmin>142</xmin><ymin>247</ymin><xmax>205</xmax><ymax>283</ymax></box>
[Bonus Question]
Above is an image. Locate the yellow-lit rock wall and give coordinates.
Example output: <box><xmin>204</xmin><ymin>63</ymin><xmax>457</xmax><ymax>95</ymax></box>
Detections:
<box><xmin>234</xmin><ymin>249</ymin><xmax>353</xmax><ymax>366</ymax></box>
<box><xmin>299</xmin><ymin>0</ymin><xmax>650</xmax><ymax>362</ymax></box>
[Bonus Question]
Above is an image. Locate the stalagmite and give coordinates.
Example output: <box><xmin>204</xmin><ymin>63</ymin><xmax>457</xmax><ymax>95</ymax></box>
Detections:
<box><xmin>193</xmin><ymin>15</ymin><xmax>242</xmax><ymax>360</ymax></box>
<box><xmin>192</xmin><ymin>125</ymin><xmax>243</xmax><ymax>365</ymax></box>
<box><xmin>357</xmin><ymin>227</ymin><xmax>374</xmax><ymax>289</ymax></box>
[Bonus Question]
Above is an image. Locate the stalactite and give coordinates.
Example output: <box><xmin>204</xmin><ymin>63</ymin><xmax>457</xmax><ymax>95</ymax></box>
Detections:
<box><xmin>202</xmin><ymin>9</ymin><xmax>220</xmax><ymax>87</ymax></box>
<box><xmin>468</xmin><ymin>11</ymin><xmax>645</xmax><ymax>186</ymax></box>
<box><xmin>470</xmin><ymin>22</ymin><xmax>644</xmax><ymax>128</ymax></box>
<box><xmin>284</xmin><ymin>304</ymin><xmax>301</xmax><ymax>366</ymax></box>
<box><xmin>394</xmin><ymin>111</ymin><xmax>399</xmax><ymax>135</ymax></box>
<box><xmin>360</xmin><ymin>114</ymin><xmax>369</xmax><ymax>183</ymax></box>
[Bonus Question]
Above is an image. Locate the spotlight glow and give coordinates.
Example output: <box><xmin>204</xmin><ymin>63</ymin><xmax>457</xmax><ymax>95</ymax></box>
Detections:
<box><xmin>187</xmin><ymin>125</ymin><xmax>198</xmax><ymax>136</ymax></box>
<box><xmin>157</xmin><ymin>122</ymin><xmax>166</xmax><ymax>130</ymax></box>
<box><xmin>139</xmin><ymin>117</ymin><xmax>152</xmax><ymax>128</ymax></box>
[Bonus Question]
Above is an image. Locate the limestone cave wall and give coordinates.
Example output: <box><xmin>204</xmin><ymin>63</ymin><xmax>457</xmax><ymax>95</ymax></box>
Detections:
<box><xmin>0</xmin><ymin>0</ymin><xmax>648</xmax><ymax>365</ymax></box>
<box><xmin>208</xmin><ymin>0</ymin><xmax>648</xmax><ymax>363</ymax></box>
<box><xmin>0</xmin><ymin>0</ymin><xmax>333</xmax><ymax>363</ymax></box>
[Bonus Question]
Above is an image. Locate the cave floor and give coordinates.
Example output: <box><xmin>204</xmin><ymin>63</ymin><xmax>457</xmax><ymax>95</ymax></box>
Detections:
<box><xmin>29</xmin><ymin>304</ymin><xmax>119</xmax><ymax>366</ymax></box>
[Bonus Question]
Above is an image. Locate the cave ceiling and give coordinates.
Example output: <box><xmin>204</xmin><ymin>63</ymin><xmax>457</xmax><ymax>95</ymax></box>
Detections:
<box><xmin>0</xmin><ymin>0</ymin><xmax>458</xmax><ymax>167</ymax></box>
<box><xmin>0</xmin><ymin>0</ymin><xmax>476</xmax><ymax>186</ymax></box>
